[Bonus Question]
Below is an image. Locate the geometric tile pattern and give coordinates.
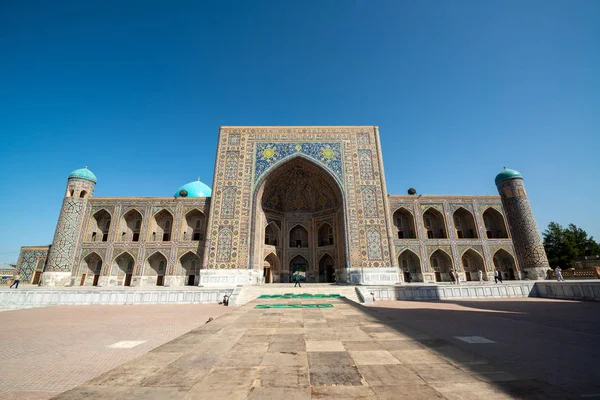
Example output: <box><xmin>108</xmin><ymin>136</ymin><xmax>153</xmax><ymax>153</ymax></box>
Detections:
<box><xmin>15</xmin><ymin>247</ymin><xmax>49</xmax><ymax>282</ymax></box>
<box><xmin>498</xmin><ymin>178</ymin><xmax>549</xmax><ymax>276</ymax></box>
<box><xmin>46</xmin><ymin>198</ymin><xmax>86</xmax><ymax>272</ymax></box>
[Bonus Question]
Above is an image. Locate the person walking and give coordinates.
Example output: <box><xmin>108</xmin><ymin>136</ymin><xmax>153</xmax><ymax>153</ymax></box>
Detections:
<box><xmin>406</xmin><ymin>270</ymin><xmax>412</xmax><ymax>283</ymax></box>
<box><xmin>555</xmin><ymin>266</ymin><xmax>564</xmax><ymax>282</ymax></box>
<box><xmin>497</xmin><ymin>269</ymin><xmax>503</xmax><ymax>283</ymax></box>
<box><xmin>293</xmin><ymin>273</ymin><xmax>302</xmax><ymax>288</ymax></box>
<box><xmin>493</xmin><ymin>269</ymin><xmax>499</xmax><ymax>284</ymax></box>
<box><xmin>449</xmin><ymin>269</ymin><xmax>456</xmax><ymax>285</ymax></box>
<box><xmin>477</xmin><ymin>269</ymin><xmax>483</xmax><ymax>284</ymax></box>
<box><xmin>9</xmin><ymin>273</ymin><xmax>21</xmax><ymax>289</ymax></box>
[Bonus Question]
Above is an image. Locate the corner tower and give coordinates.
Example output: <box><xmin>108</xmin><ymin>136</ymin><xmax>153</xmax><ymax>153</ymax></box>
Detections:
<box><xmin>42</xmin><ymin>167</ymin><xmax>97</xmax><ymax>286</ymax></box>
<box><xmin>495</xmin><ymin>168</ymin><xmax>549</xmax><ymax>279</ymax></box>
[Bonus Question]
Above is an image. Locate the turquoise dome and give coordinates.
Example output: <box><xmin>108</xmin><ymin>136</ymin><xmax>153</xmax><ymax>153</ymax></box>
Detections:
<box><xmin>68</xmin><ymin>167</ymin><xmax>97</xmax><ymax>183</ymax></box>
<box><xmin>174</xmin><ymin>180</ymin><xmax>212</xmax><ymax>198</ymax></box>
<box><xmin>495</xmin><ymin>168</ymin><xmax>522</xmax><ymax>185</ymax></box>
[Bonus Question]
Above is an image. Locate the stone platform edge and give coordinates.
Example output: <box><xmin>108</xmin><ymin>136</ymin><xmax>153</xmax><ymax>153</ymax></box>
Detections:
<box><xmin>358</xmin><ymin>281</ymin><xmax>600</xmax><ymax>303</ymax></box>
<box><xmin>2</xmin><ymin>281</ymin><xmax>600</xmax><ymax>310</ymax></box>
<box><xmin>0</xmin><ymin>288</ymin><xmax>234</xmax><ymax>310</ymax></box>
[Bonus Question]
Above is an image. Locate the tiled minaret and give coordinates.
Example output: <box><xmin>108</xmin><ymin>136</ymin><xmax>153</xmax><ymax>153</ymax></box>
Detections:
<box><xmin>495</xmin><ymin>167</ymin><xmax>549</xmax><ymax>279</ymax></box>
<box><xmin>42</xmin><ymin>167</ymin><xmax>96</xmax><ymax>286</ymax></box>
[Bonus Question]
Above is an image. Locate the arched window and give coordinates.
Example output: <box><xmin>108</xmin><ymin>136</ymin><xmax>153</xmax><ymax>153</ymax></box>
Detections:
<box><xmin>265</xmin><ymin>222</ymin><xmax>279</xmax><ymax>246</ymax></box>
<box><xmin>393</xmin><ymin>208</ymin><xmax>416</xmax><ymax>239</ymax></box>
<box><xmin>423</xmin><ymin>208</ymin><xmax>446</xmax><ymax>239</ymax></box>
<box><xmin>195</xmin><ymin>219</ymin><xmax>201</xmax><ymax>229</ymax></box>
<box><xmin>159</xmin><ymin>260</ymin><xmax>165</xmax><ymax>273</ymax></box>
<box><xmin>80</xmin><ymin>190</ymin><xmax>88</xmax><ymax>198</ymax></box>
<box><xmin>483</xmin><ymin>208</ymin><xmax>509</xmax><ymax>239</ymax></box>
<box><xmin>432</xmin><ymin>258</ymin><xmax>439</xmax><ymax>269</ymax></box>
<box><xmin>151</xmin><ymin>210</ymin><xmax>173</xmax><ymax>242</ymax></box>
<box><xmin>95</xmin><ymin>260</ymin><xmax>102</xmax><ymax>274</ymax></box>
<box><xmin>318</xmin><ymin>223</ymin><xmax>334</xmax><ymax>246</ymax></box>
<box><xmin>88</xmin><ymin>210</ymin><xmax>111</xmax><ymax>242</ymax></box>
<box><xmin>289</xmin><ymin>225</ymin><xmax>309</xmax><ymax>248</ymax></box>
<box><xmin>453</xmin><ymin>207</ymin><xmax>478</xmax><ymax>239</ymax></box>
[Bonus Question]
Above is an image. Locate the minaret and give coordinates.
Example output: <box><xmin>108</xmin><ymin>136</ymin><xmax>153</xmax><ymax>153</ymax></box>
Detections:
<box><xmin>42</xmin><ymin>167</ymin><xmax>97</xmax><ymax>286</ymax></box>
<box><xmin>495</xmin><ymin>167</ymin><xmax>549</xmax><ymax>279</ymax></box>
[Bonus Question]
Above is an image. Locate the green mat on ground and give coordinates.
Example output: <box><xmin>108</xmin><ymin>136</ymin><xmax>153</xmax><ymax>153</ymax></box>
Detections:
<box><xmin>256</xmin><ymin>293</ymin><xmax>345</xmax><ymax>299</ymax></box>
<box><xmin>254</xmin><ymin>304</ymin><xmax>334</xmax><ymax>309</ymax></box>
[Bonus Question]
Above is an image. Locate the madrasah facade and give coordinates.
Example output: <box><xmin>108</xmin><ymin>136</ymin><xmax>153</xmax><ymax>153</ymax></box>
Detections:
<box><xmin>16</xmin><ymin>126</ymin><xmax>549</xmax><ymax>287</ymax></box>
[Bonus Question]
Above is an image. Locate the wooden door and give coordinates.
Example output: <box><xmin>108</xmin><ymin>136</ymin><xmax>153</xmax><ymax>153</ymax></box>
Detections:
<box><xmin>79</xmin><ymin>274</ymin><xmax>86</xmax><ymax>286</ymax></box>
<box><xmin>93</xmin><ymin>274</ymin><xmax>100</xmax><ymax>286</ymax></box>
<box><xmin>32</xmin><ymin>271</ymin><xmax>42</xmax><ymax>285</ymax></box>
<box><xmin>434</xmin><ymin>272</ymin><xmax>442</xmax><ymax>282</ymax></box>
<box><xmin>156</xmin><ymin>275</ymin><xmax>164</xmax><ymax>286</ymax></box>
<box><xmin>187</xmin><ymin>274</ymin><xmax>195</xmax><ymax>286</ymax></box>
<box><xmin>124</xmin><ymin>274</ymin><xmax>132</xmax><ymax>286</ymax></box>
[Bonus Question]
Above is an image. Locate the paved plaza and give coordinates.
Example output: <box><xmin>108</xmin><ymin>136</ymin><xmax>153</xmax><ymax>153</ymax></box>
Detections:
<box><xmin>47</xmin><ymin>296</ymin><xmax>598</xmax><ymax>399</ymax></box>
<box><xmin>1</xmin><ymin>296</ymin><xmax>598</xmax><ymax>399</ymax></box>
<box><xmin>0</xmin><ymin>304</ymin><xmax>231</xmax><ymax>400</ymax></box>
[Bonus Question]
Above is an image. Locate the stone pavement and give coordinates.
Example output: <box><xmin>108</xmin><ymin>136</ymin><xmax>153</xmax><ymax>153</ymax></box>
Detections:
<box><xmin>55</xmin><ymin>297</ymin><xmax>582</xmax><ymax>399</ymax></box>
<box><xmin>0</xmin><ymin>304</ymin><xmax>231</xmax><ymax>400</ymax></box>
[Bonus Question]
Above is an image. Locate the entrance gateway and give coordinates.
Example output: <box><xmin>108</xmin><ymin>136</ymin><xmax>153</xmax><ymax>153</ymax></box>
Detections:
<box><xmin>203</xmin><ymin>127</ymin><xmax>398</xmax><ymax>286</ymax></box>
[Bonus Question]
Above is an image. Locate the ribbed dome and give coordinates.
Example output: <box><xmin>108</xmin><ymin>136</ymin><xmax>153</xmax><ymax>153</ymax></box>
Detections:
<box><xmin>68</xmin><ymin>167</ymin><xmax>97</xmax><ymax>183</ymax></box>
<box><xmin>495</xmin><ymin>167</ymin><xmax>522</xmax><ymax>185</ymax></box>
<box><xmin>174</xmin><ymin>180</ymin><xmax>212</xmax><ymax>198</ymax></box>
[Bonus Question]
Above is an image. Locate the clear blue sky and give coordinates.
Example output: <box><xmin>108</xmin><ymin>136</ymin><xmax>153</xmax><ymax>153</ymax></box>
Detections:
<box><xmin>1</xmin><ymin>0</ymin><xmax>599</xmax><ymax>263</ymax></box>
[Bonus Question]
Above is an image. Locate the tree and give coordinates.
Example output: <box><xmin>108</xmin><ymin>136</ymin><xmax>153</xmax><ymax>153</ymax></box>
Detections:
<box><xmin>543</xmin><ymin>222</ymin><xmax>600</xmax><ymax>269</ymax></box>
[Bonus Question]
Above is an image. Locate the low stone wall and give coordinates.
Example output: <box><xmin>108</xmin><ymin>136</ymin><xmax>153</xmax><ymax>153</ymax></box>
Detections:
<box><xmin>361</xmin><ymin>282</ymin><xmax>536</xmax><ymax>302</ymax></box>
<box><xmin>0</xmin><ymin>288</ymin><xmax>234</xmax><ymax>310</ymax></box>
<box><xmin>534</xmin><ymin>281</ymin><xmax>600</xmax><ymax>301</ymax></box>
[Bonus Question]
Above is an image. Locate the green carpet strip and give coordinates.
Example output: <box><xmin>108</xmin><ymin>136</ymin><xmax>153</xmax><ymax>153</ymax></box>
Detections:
<box><xmin>254</xmin><ymin>303</ymin><xmax>334</xmax><ymax>309</ymax></box>
<box><xmin>257</xmin><ymin>293</ymin><xmax>344</xmax><ymax>299</ymax></box>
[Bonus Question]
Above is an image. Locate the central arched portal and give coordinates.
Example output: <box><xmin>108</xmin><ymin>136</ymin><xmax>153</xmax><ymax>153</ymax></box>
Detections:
<box><xmin>252</xmin><ymin>157</ymin><xmax>346</xmax><ymax>283</ymax></box>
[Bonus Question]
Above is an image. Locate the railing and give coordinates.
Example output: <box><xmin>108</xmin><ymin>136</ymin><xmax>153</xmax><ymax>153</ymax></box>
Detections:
<box><xmin>548</xmin><ymin>267</ymin><xmax>600</xmax><ymax>279</ymax></box>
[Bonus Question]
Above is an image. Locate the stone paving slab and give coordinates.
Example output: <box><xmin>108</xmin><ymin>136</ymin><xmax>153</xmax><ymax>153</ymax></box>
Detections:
<box><xmin>0</xmin><ymin>304</ymin><xmax>231</xmax><ymax>400</ymax></box>
<box><xmin>54</xmin><ymin>297</ymin><xmax>582</xmax><ymax>399</ymax></box>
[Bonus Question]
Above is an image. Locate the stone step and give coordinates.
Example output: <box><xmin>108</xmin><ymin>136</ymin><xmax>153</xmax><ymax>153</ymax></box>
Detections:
<box><xmin>233</xmin><ymin>285</ymin><xmax>362</xmax><ymax>306</ymax></box>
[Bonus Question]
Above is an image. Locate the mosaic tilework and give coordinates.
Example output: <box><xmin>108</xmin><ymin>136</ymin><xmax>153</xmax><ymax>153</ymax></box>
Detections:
<box><xmin>358</xmin><ymin>150</ymin><xmax>374</xmax><ymax>180</ymax></box>
<box><xmin>499</xmin><ymin>179</ymin><xmax>549</xmax><ymax>275</ymax></box>
<box><xmin>15</xmin><ymin>248</ymin><xmax>49</xmax><ymax>283</ymax></box>
<box><xmin>362</xmin><ymin>187</ymin><xmax>378</xmax><ymax>218</ymax></box>
<box><xmin>46</xmin><ymin>198</ymin><xmax>87</xmax><ymax>272</ymax></box>
<box><xmin>220</xmin><ymin>188</ymin><xmax>236</xmax><ymax>219</ymax></box>
<box><xmin>216</xmin><ymin>228</ymin><xmax>233</xmax><ymax>262</ymax></box>
<box><xmin>254</xmin><ymin>142</ymin><xmax>343</xmax><ymax>184</ymax></box>
<box><xmin>366</xmin><ymin>230</ymin><xmax>383</xmax><ymax>260</ymax></box>
<box><xmin>224</xmin><ymin>152</ymin><xmax>239</xmax><ymax>180</ymax></box>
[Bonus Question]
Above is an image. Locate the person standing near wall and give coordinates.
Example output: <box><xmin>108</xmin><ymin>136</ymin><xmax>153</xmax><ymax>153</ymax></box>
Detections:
<box><xmin>477</xmin><ymin>269</ymin><xmax>483</xmax><ymax>284</ymax></box>
<box><xmin>555</xmin><ymin>266</ymin><xmax>564</xmax><ymax>282</ymax></box>
<box><xmin>9</xmin><ymin>273</ymin><xmax>21</xmax><ymax>289</ymax></box>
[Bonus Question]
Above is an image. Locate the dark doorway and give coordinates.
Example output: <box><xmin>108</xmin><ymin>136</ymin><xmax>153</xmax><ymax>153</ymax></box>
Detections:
<box><xmin>156</xmin><ymin>275</ymin><xmax>164</xmax><ymax>286</ymax></box>
<box><xmin>93</xmin><ymin>274</ymin><xmax>100</xmax><ymax>286</ymax></box>
<box><xmin>187</xmin><ymin>274</ymin><xmax>195</xmax><ymax>286</ymax></box>
<box><xmin>79</xmin><ymin>274</ymin><xmax>86</xmax><ymax>286</ymax></box>
<box><xmin>125</xmin><ymin>274</ymin><xmax>132</xmax><ymax>286</ymax></box>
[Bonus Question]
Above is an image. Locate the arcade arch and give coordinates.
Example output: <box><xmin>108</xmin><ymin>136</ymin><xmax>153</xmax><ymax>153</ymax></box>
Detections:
<box><xmin>453</xmin><ymin>208</ymin><xmax>478</xmax><ymax>239</ymax></box>
<box><xmin>430</xmin><ymin>249</ymin><xmax>453</xmax><ymax>282</ymax></box>
<box><xmin>493</xmin><ymin>249</ymin><xmax>517</xmax><ymax>280</ymax></box>
<box><xmin>423</xmin><ymin>208</ymin><xmax>447</xmax><ymax>239</ymax></box>
<box><xmin>393</xmin><ymin>208</ymin><xmax>416</xmax><ymax>239</ymax></box>
<box><xmin>87</xmin><ymin>209</ymin><xmax>111</xmax><ymax>242</ymax></box>
<box><xmin>398</xmin><ymin>249</ymin><xmax>422</xmax><ymax>282</ymax></box>
<box><xmin>483</xmin><ymin>208</ymin><xmax>509</xmax><ymax>239</ymax></box>
<box><xmin>461</xmin><ymin>249</ymin><xmax>486</xmax><ymax>281</ymax></box>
